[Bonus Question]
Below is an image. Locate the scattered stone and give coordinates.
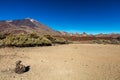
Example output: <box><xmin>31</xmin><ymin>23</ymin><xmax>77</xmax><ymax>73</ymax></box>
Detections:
<box><xmin>15</xmin><ymin>60</ymin><xmax>30</xmax><ymax>74</ymax></box>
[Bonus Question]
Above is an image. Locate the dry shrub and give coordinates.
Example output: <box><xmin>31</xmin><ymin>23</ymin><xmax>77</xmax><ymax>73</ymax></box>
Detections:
<box><xmin>92</xmin><ymin>39</ymin><xmax>120</xmax><ymax>44</ymax></box>
<box><xmin>1</xmin><ymin>33</ymin><xmax>52</xmax><ymax>47</ymax></box>
<box><xmin>44</xmin><ymin>35</ymin><xmax>68</xmax><ymax>44</ymax></box>
<box><xmin>0</xmin><ymin>33</ymin><xmax>68</xmax><ymax>47</ymax></box>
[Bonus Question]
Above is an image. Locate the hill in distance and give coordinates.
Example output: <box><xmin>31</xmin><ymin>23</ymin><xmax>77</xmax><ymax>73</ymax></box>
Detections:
<box><xmin>0</xmin><ymin>18</ymin><xmax>120</xmax><ymax>38</ymax></box>
<box><xmin>0</xmin><ymin>18</ymin><xmax>60</xmax><ymax>35</ymax></box>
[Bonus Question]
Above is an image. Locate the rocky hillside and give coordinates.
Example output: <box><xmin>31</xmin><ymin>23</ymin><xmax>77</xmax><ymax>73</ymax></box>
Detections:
<box><xmin>0</xmin><ymin>18</ymin><xmax>120</xmax><ymax>38</ymax></box>
<box><xmin>0</xmin><ymin>18</ymin><xmax>60</xmax><ymax>35</ymax></box>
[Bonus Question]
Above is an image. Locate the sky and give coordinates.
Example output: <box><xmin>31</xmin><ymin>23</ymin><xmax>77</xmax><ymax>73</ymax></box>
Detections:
<box><xmin>0</xmin><ymin>0</ymin><xmax>120</xmax><ymax>34</ymax></box>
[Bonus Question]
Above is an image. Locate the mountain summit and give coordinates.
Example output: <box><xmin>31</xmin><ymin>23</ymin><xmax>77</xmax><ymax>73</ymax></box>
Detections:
<box><xmin>0</xmin><ymin>18</ymin><xmax>60</xmax><ymax>35</ymax></box>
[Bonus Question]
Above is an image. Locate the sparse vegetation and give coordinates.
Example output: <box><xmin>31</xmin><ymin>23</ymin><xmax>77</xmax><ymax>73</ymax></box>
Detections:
<box><xmin>1</xmin><ymin>33</ymin><xmax>119</xmax><ymax>47</ymax></box>
<box><xmin>92</xmin><ymin>39</ymin><xmax>120</xmax><ymax>44</ymax></box>
<box><xmin>0</xmin><ymin>33</ymin><xmax>6</xmax><ymax>39</ymax></box>
<box><xmin>53</xmin><ymin>37</ymin><xmax>68</xmax><ymax>44</ymax></box>
<box><xmin>0</xmin><ymin>33</ymin><xmax>68</xmax><ymax>47</ymax></box>
<box><xmin>44</xmin><ymin>35</ymin><xmax>68</xmax><ymax>44</ymax></box>
<box><xmin>0</xmin><ymin>33</ymin><xmax>52</xmax><ymax>47</ymax></box>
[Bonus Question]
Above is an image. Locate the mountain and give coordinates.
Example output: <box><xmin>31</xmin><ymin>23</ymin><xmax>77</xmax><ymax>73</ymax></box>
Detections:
<box><xmin>0</xmin><ymin>18</ymin><xmax>60</xmax><ymax>35</ymax></box>
<box><xmin>0</xmin><ymin>18</ymin><xmax>120</xmax><ymax>38</ymax></box>
<box><xmin>95</xmin><ymin>33</ymin><xmax>120</xmax><ymax>38</ymax></box>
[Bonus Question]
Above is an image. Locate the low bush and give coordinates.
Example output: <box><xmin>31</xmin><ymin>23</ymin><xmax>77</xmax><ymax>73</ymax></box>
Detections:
<box><xmin>1</xmin><ymin>34</ymin><xmax>52</xmax><ymax>47</ymax></box>
<box><xmin>44</xmin><ymin>35</ymin><xmax>68</xmax><ymax>44</ymax></box>
<box><xmin>111</xmin><ymin>39</ymin><xmax>120</xmax><ymax>44</ymax></box>
<box><xmin>54</xmin><ymin>38</ymin><xmax>68</xmax><ymax>44</ymax></box>
<box><xmin>0</xmin><ymin>34</ymin><xmax>6</xmax><ymax>39</ymax></box>
<box><xmin>92</xmin><ymin>39</ymin><xmax>120</xmax><ymax>44</ymax></box>
<box><xmin>0</xmin><ymin>33</ymin><xmax>69</xmax><ymax>47</ymax></box>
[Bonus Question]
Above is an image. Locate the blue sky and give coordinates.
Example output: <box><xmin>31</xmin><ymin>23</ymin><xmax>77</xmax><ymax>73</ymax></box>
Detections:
<box><xmin>0</xmin><ymin>0</ymin><xmax>120</xmax><ymax>34</ymax></box>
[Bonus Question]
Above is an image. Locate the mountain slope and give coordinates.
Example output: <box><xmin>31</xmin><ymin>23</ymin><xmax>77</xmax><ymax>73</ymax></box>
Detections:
<box><xmin>0</xmin><ymin>18</ymin><xmax>120</xmax><ymax>38</ymax></box>
<box><xmin>0</xmin><ymin>18</ymin><xmax>60</xmax><ymax>35</ymax></box>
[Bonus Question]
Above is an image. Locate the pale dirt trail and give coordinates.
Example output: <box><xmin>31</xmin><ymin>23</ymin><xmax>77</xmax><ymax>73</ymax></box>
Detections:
<box><xmin>0</xmin><ymin>44</ymin><xmax>120</xmax><ymax>80</ymax></box>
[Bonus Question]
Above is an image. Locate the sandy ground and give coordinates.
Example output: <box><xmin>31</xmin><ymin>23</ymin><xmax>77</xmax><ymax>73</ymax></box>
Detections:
<box><xmin>0</xmin><ymin>44</ymin><xmax>120</xmax><ymax>80</ymax></box>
